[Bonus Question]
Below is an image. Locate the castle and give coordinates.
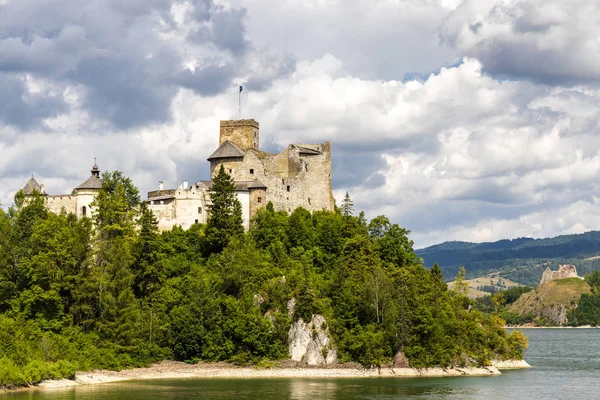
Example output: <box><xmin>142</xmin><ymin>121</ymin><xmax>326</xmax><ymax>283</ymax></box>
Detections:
<box><xmin>21</xmin><ymin>163</ymin><xmax>102</xmax><ymax>219</ymax></box>
<box><xmin>20</xmin><ymin>119</ymin><xmax>334</xmax><ymax>230</ymax></box>
<box><xmin>539</xmin><ymin>264</ymin><xmax>581</xmax><ymax>286</ymax></box>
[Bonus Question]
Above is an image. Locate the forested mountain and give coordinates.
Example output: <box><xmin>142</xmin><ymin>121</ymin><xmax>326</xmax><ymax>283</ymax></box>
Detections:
<box><xmin>0</xmin><ymin>169</ymin><xmax>526</xmax><ymax>388</ymax></box>
<box><xmin>417</xmin><ymin>232</ymin><xmax>600</xmax><ymax>286</ymax></box>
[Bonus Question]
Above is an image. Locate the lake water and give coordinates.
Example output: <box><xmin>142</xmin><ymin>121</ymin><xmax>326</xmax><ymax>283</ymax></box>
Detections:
<box><xmin>5</xmin><ymin>329</ymin><xmax>600</xmax><ymax>400</ymax></box>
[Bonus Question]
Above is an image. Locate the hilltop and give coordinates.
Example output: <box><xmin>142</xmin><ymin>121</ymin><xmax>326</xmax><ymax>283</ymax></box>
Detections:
<box><xmin>416</xmin><ymin>231</ymin><xmax>600</xmax><ymax>286</ymax></box>
<box><xmin>508</xmin><ymin>278</ymin><xmax>591</xmax><ymax>326</ymax></box>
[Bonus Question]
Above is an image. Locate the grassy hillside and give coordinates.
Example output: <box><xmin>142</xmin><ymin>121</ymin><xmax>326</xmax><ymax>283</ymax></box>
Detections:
<box><xmin>447</xmin><ymin>274</ymin><xmax>522</xmax><ymax>299</ymax></box>
<box><xmin>508</xmin><ymin>278</ymin><xmax>591</xmax><ymax>326</ymax></box>
<box><xmin>417</xmin><ymin>231</ymin><xmax>600</xmax><ymax>285</ymax></box>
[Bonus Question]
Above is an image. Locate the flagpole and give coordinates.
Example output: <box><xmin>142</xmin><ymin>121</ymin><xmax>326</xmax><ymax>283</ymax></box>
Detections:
<box><xmin>238</xmin><ymin>85</ymin><xmax>242</xmax><ymax>119</ymax></box>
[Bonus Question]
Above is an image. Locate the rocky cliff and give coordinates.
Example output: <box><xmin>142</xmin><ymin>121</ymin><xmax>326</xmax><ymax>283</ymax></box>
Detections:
<box><xmin>288</xmin><ymin>314</ymin><xmax>337</xmax><ymax>365</ymax></box>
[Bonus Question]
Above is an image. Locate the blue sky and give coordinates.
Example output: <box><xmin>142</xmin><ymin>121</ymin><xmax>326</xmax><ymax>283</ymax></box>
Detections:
<box><xmin>1</xmin><ymin>0</ymin><xmax>600</xmax><ymax>248</ymax></box>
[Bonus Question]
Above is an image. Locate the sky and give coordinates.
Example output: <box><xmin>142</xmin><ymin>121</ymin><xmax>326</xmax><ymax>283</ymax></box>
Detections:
<box><xmin>1</xmin><ymin>0</ymin><xmax>600</xmax><ymax>248</ymax></box>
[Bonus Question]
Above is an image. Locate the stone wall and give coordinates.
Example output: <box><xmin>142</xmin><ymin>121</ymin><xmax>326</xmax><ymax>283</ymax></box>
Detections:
<box><xmin>148</xmin><ymin>187</ymin><xmax>210</xmax><ymax>231</ymax></box>
<box><xmin>540</xmin><ymin>264</ymin><xmax>580</xmax><ymax>286</ymax></box>
<box><xmin>210</xmin><ymin>142</ymin><xmax>334</xmax><ymax>215</ymax></box>
<box><xmin>249</xmin><ymin>188</ymin><xmax>266</xmax><ymax>219</ymax></box>
<box><xmin>219</xmin><ymin>119</ymin><xmax>259</xmax><ymax>151</ymax></box>
<box><xmin>45</xmin><ymin>195</ymin><xmax>77</xmax><ymax>215</ymax></box>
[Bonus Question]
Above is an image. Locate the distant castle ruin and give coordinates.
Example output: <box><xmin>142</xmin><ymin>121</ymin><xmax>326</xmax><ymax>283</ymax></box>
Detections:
<box><xmin>20</xmin><ymin>119</ymin><xmax>335</xmax><ymax>230</ymax></box>
<box><xmin>540</xmin><ymin>264</ymin><xmax>581</xmax><ymax>286</ymax></box>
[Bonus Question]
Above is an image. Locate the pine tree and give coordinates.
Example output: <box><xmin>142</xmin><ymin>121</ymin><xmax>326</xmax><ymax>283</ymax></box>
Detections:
<box><xmin>205</xmin><ymin>165</ymin><xmax>244</xmax><ymax>253</ymax></box>
<box><xmin>341</xmin><ymin>192</ymin><xmax>354</xmax><ymax>217</ymax></box>
<box><xmin>132</xmin><ymin>203</ymin><xmax>163</xmax><ymax>298</ymax></box>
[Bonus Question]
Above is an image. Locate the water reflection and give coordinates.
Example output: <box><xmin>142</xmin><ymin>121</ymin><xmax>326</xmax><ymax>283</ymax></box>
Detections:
<box><xmin>288</xmin><ymin>379</ymin><xmax>340</xmax><ymax>399</ymax></box>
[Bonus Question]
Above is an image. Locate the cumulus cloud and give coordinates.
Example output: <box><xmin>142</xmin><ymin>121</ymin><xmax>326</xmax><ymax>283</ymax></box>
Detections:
<box><xmin>2</xmin><ymin>0</ymin><xmax>600</xmax><ymax>250</ymax></box>
<box><xmin>0</xmin><ymin>0</ymin><xmax>294</xmax><ymax>129</ymax></box>
<box><xmin>441</xmin><ymin>0</ymin><xmax>600</xmax><ymax>85</ymax></box>
<box><xmin>224</xmin><ymin>0</ymin><xmax>460</xmax><ymax>81</ymax></box>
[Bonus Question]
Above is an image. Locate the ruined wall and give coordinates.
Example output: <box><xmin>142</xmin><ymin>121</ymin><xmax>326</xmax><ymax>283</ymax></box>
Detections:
<box><xmin>210</xmin><ymin>142</ymin><xmax>334</xmax><ymax>214</ymax></box>
<box><xmin>219</xmin><ymin>120</ymin><xmax>259</xmax><ymax>151</ymax></box>
<box><xmin>540</xmin><ymin>264</ymin><xmax>580</xmax><ymax>286</ymax></box>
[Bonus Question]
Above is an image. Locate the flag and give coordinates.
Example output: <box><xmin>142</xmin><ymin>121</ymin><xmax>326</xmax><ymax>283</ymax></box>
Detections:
<box><xmin>239</xmin><ymin>85</ymin><xmax>243</xmax><ymax>93</ymax></box>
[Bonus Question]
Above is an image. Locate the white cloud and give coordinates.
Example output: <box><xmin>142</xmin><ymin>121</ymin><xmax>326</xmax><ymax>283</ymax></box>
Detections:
<box><xmin>441</xmin><ymin>0</ymin><xmax>600</xmax><ymax>84</ymax></box>
<box><xmin>2</xmin><ymin>0</ymin><xmax>600</xmax><ymax>251</ymax></box>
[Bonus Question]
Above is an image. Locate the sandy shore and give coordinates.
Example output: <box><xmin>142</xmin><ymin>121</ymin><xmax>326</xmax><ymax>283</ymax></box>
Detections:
<box><xmin>34</xmin><ymin>359</ymin><xmax>530</xmax><ymax>389</ymax></box>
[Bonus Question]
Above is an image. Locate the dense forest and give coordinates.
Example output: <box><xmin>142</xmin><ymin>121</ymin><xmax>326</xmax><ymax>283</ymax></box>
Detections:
<box><xmin>417</xmin><ymin>233</ymin><xmax>600</xmax><ymax>285</ymax></box>
<box><xmin>0</xmin><ymin>167</ymin><xmax>526</xmax><ymax>388</ymax></box>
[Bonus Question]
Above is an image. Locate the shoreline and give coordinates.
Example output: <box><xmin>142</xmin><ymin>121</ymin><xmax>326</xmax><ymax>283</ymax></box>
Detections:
<box><xmin>506</xmin><ymin>325</ymin><xmax>598</xmax><ymax>329</ymax></box>
<box><xmin>31</xmin><ymin>360</ymin><xmax>530</xmax><ymax>390</ymax></box>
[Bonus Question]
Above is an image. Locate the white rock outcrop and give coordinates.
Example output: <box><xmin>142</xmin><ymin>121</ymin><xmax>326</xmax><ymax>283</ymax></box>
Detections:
<box><xmin>288</xmin><ymin>314</ymin><xmax>337</xmax><ymax>365</ymax></box>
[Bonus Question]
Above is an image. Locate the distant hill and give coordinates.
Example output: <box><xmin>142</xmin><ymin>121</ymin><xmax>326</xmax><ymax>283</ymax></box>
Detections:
<box><xmin>416</xmin><ymin>231</ymin><xmax>600</xmax><ymax>286</ymax></box>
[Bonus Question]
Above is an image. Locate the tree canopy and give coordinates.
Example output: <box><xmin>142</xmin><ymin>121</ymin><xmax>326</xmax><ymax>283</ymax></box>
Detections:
<box><xmin>0</xmin><ymin>172</ymin><xmax>526</xmax><ymax>388</ymax></box>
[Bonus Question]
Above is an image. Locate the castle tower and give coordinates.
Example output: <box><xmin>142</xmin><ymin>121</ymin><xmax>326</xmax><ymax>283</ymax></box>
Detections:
<box><xmin>73</xmin><ymin>161</ymin><xmax>103</xmax><ymax>218</ymax></box>
<box><xmin>248</xmin><ymin>179</ymin><xmax>267</xmax><ymax>218</ymax></box>
<box><xmin>219</xmin><ymin>119</ymin><xmax>259</xmax><ymax>151</ymax></box>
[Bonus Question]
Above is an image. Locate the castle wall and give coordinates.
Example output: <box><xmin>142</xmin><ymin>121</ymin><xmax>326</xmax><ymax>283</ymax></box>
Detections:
<box><xmin>249</xmin><ymin>188</ymin><xmax>267</xmax><ymax>219</ymax></box>
<box><xmin>209</xmin><ymin>158</ymin><xmax>244</xmax><ymax>179</ymax></box>
<box><xmin>238</xmin><ymin>191</ymin><xmax>250</xmax><ymax>230</ymax></box>
<box><xmin>75</xmin><ymin>190</ymin><xmax>99</xmax><ymax>219</ymax></box>
<box><xmin>147</xmin><ymin>187</ymin><xmax>250</xmax><ymax>231</ymax></box>
<box><xmin>211</xmin><ymin>142</ymin><xmax>334</xmax><ymax>214</ymax></box>
<box><xmin>220</xmin><ymin>120</ymin><xmax>259</xmax><ymax>151</ymax></box>
<box><xmin>148</xmin><ymin>187</ymin><xmax>209</xmax><ymax>231</ymax></box>
<box><xmin>45</xmin><ymin>195</ymin><xmax>77</xmax><ymax>215</ymax></box>
<box><xmin>540</xmin><ymin>264</ymin><xmax>580</xmax><ymax>286</ymax></box>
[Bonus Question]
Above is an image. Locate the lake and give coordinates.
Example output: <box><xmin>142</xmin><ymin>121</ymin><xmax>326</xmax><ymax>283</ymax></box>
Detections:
<box><xmin>4</xmin><ymin>328</ymin><xmax>599</xmax><ymax>400</ymax></box>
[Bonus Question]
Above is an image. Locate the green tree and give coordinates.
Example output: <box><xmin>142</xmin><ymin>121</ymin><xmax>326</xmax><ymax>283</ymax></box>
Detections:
<box><xmin>132</xmin><ymin>203</ymin><xmax>163</xmax><ymax>298</ymax></box>
<box><xmin>341</xmin><ymin>192</ymin><xmax>354</xmax><ymax>217</ymax></box>
<box><xmin>205</xmin><ymin>165</ymin><xmax>244</xmax><ymax>254</ymax></box>
<box><xmin>453</xmin><ymin>266</ymin><xmax>469</xmax><ymax>297</ymax></box>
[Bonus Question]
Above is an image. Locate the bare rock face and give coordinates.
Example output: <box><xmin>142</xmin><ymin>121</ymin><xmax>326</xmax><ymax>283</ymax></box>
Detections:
<box><xmin>540</xmin><ymin>264</ymin><xmax>580</xmax><ymax>286</ymax></box>
<box><xmin>288</xmin><ymin>314</ymin><xmax>337</xmax><ymax>365</ymax></box>
<box><xmin>540</xmin><ymin>304</ymin><xmax>569</xmax><ymax>326</ymax></box>
<box><xmin>393</xmin><ymin>351</ymin><xmax>409</xmax><ymax>368</ymax></box>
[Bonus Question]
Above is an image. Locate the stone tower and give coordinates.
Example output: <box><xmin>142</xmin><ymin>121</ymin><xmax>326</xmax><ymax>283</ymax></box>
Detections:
<box><xmin>219</xmin><ymin>119</ymin><xmax>259</xmax><ymax>151</ymax></box>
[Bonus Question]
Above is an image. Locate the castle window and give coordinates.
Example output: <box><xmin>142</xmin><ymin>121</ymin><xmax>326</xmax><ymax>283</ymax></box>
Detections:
<box><xmin>304</xmin><ymin>163</ymin><xmax>308</xmax><ymax>172</ymax></box>
<box><xmin>198</xmin><ymin>207</ymin><xmax>202</xmax><ymax>214</ymax></box>
<box><xmin>308</xmin><ymin>198</ymin><xmax>311</xmax><ymax>205</ymax></box>
<box><xmin>195</xmin><ymin>219</ymin><xmax>198</xmax><ymax>224</ymax></box>
<box><xmin>258</xmin><ymin>197</ymin><xmax>262</xmax><ymax>203</ymax></box>
<box><xmin>282</xmin><ymin>178</ymin><xmax>285</xmax><ymax>185</ymax></box>
<box><xmin>82</xmin><ymin>206</ymin><xmax>87</xmax><ymax>216</ymax></box>
<box><xmin>250</xmin><ymin>169</ymin><xmax>254</xmax><ymax>175</ymax></box>
<box><xmin>228</xmin><ymin>168</ymin><xmax>233</xmax><ymax>174</ymax></box>
<box><xmin>287</xmin><ymin>185</ymin><xmax>290</xmax><ymax>192</ymax></box>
